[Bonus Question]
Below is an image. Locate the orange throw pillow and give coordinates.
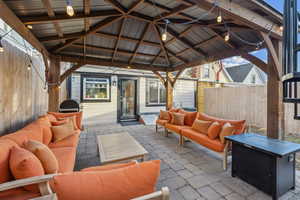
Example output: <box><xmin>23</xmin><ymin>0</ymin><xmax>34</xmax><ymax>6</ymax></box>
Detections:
<box><xmin>51</xmin><ymin>120</ymin><xmax>67</xmax><ymax>126</ymax></box>
<box><xmin>51</xmin><ymin>120</ymin><xmax>75</xmax><ymax>142</ymax></box>
<box><xmin>192</xmin><ymin>119</ymin><xmax>213</xmax><ymax>134</ymax></box>
<box><xmin>24</xmin><ymin>140</ymin><xmax>59</xmax><ymax>174</ymax></box>
<box><xmin>159</xmin><ymin>110</ymin><xmax>170</xmax><ymax>121</ymax></box>
<box><xmin>81</xmin><ymin>161</ymin><xmax>137</xmax><ymax>172</ymax></box>
<box><xmin>9</xmin><ymin>146</ymin><xmax>44</xmax><ymax>192</ymax></box>
<box><xmin>51</xmin><ymin>160</ymin><xmax>160</xmax><ymax>200</ymax></box>
<box><xmin>179</xmin><ymin>110</ymin><xmax>197</xmax><ymax>126</ymax></box>
<box><xmin>171</xmin><ymin>113</ymin><xmax>185</xmax><ymax>125</ymax></box>
<box><xmin>219</xmin><ymin>123</ymin><xmax>236</xmax><ymax>144</ymax></box>
<box><xmin>207</xmin><ymin>122</ymin><xmax>222</xmax><ymax>140</ymax></box>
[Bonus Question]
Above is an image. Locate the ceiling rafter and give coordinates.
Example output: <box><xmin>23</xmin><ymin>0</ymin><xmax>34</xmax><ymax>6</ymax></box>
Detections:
<box><xmin>51</xmin><ymin>16</ymin><xmax>122</xmax><ymax>53</ymax></box>
<box><xmin>41</xmin><ymin>0</ymin><xmax>64</xmax><ymax>42</ymax></box>
<box><xmin>71</xmin><ymin>43</ymin><xmax>164</xmax><ymax>59</ymax></box>
<box><xmin>112</xmin><ymin>17</ymin><xmax>126</xmax><ymax>62</ymax></box>
<box><xmin>129</xmin><ymin>23</ymin><xmax>150</xmax><ymax>64</ymax></box>
<box><xmin>151</xmin><ymin>49</ymin><xmax>163</xmax><ymax>65</ymax></box>
<box><xmin>104</xmin><ymin>0</ymin><xmax>127</xmax><ymax>14</ymax></box>
<box><xmin>127</xmin><ymin>0</ymin><xmax>145</xmax><ymax>14</ymax></box>
<box><xmin>22</xmin><ymin>10</ymin><xmax>121</xmax><ymax>25</ymax></box>
<box><xmin>159</xmin><ymin>24</ymin><xmax>207</xmax><ymax>58</ymax></box>
<box><xmin>84</xmin><ymin>0</ymin><xmax>91</xmax><ymax>31</ymax></box>
<box><xmin>154</xmin><ymin>4</ymin><xmax>192</xmax><ymax>21</ymax></box>
<box><xmin>153</xmin><ymin>24</ymin><xmax>170</xmax><ymax>66</ymax></box>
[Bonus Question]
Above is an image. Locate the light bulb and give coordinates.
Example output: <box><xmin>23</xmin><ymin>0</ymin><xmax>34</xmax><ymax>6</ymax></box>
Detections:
<box><xmin>27</xmin><ymin>64</ymin><xmax>31</xmax><ymax>71</ymax></box>
<box><xmin>0</xmin><ymin>38</ymin><xmax>3</xmax><ymax>53</ymax></box>
<box><xmin>162</xmin><ymin>32</ymin><xmax>167</xmax><ymax>41</ymax></box>
<box><xmin>224</xmin><ymin>33</ymin><xmax>230</xmax><ymax>42</ymax></box>
<box><xmin>66</xmin><ymin>5</ymin><xmax>75</xmax><ymax>16</ymax></box>
<box><xmin>279</xmin><ymin>26</ymin><xmax>283</xmax><ymax>31</ymax></box>
<box><xmin>58</xmin><ymin>85</ymin><xmax>61</xmax><ymax>89</ymax></box>
<box><xmin>217</xmin><ymin>15</ymin><xmax>222</xmax><ymax>23</ymax></box>
<box><xmin>127</xmin><ymin>66</ymin><xmax>131</xmax><ymax>69</ymax></box>
<box><xmin>27</xmin><ymin>25</ymin><xmax>33</xmax><ymax>29</ymax></box>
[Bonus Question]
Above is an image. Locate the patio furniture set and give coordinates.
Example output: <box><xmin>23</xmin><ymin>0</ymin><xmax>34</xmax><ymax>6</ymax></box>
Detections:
<box><xmin>0</xmin><ymin>112</ymin><xmax>169</xmax><ymax>200</ymax></box>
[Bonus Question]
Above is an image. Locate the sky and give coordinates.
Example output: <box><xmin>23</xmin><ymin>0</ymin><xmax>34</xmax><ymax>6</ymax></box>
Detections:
<box><xmin>223</xmin><ymin>0</ymin><xmax>283</xmax><ymax>67</ymax></box>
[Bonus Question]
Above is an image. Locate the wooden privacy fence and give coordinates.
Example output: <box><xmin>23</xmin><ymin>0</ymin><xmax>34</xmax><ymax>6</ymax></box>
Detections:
<box><xmin>202</xmin><ymin>85</ymin><xmax>300</xmax><ymax>135</ymax></box>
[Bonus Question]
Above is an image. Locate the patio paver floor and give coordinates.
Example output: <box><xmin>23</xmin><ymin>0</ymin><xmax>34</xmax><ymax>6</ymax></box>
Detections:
<box><xmin>75</xmin><ymin>122</ymin><xmax>300</xmax><ymax>200</ymax></box>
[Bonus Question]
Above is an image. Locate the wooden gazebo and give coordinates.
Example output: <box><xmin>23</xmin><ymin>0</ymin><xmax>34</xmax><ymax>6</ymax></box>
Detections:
<box><xmin>0</xmin><ymin>0</ymin><xmax>283</xmax><ymax>138</ymax></box>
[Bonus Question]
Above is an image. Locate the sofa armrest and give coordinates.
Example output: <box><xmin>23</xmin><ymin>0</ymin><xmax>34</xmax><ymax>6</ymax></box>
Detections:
<box><xmin>0</xmin><ymin>174</ymin><xmax>57</xmax><ymax>195</ymax></box>
<box><xmin>131</xmin><ymin>187</ymin><xmax>170</xmax><ymax>200</ymax></box>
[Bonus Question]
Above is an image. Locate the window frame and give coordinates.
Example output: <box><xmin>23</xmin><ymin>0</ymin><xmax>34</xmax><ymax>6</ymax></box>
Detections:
<box><xmin>80</xmin><ymin>74</ymin><xmax>111</xmax><ymax>103</ymax></box>
<box><xmin>203</xmin><ymin>65</ymin><xmax>210</xmax><ymax>79</ymax></box>
<box><xmin>146</xmin><ymin>78</ymin><xmax>166</xmax><ymax>107</ymax></box>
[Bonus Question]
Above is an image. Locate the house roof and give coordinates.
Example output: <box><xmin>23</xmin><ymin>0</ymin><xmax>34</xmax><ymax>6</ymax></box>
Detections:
<box><xmin>225</xmin><ymin>63</ymin><xmax>253</xmax><ymax>82</ymax></box>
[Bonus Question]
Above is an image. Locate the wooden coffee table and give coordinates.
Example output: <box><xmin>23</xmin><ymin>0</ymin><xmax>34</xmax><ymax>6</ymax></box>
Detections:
<box><xmin>97</xmin><ymin>132</ymin><xmax>148</xmax><ymax>164</ymax></box>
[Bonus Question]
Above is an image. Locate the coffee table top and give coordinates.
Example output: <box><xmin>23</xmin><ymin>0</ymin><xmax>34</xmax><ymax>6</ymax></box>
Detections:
<box><xmin>97</xmin><ymin>132</ymin><xmax>148</xmax><ymax>164</ymax></box>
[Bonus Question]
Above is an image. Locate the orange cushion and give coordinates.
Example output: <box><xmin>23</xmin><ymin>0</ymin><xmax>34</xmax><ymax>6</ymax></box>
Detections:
<box><xmin>156</xmin><ymin>119</ymin><xmax>168</xmax><ymax>126</ymax></box>
<box><xmin>48</xmin><ymin>112</ymin><xmax>83</xmax><ymax>130</ymax></box>
<box><xmin>9</xmin><ymin>147</ymin><xmax>44</xmax><ymax>192</ymax></box>
<box><xmin>51</xmin><ymin>120</ymin><xmax>67</xmax><ymax>126</ymax></box>
<box><xmin>170</xmin><ymin>112</ymin><xmax>185</xmax><ymax>125</ymax></box>
<box><xmin>159</xmin><ymin>110</ymin><xmax>170</xmax><ymax>121</ymax></box>
<box><xmin>191</xmin><ymin>119</ymin><xmax>213</xmax><ymax>134</ymax></box>
<box><xmin>0</xmin><ymin>139</ymin><xmax>18</xmax><ymax>184</ymax></box>
<box><xmin>46</xmin><ymin>114</ymin><xmax>57</xmax><ymax>122</ymax></box>
<box><xmin>24</xmin><ymin>140</ymin><xmax>59</xmax><ymax>174</ymax></box>
<box><xmin>81</xmin><ymin>161</ymin><xmax>137</xmax><ymax>172</ymax></box>
<box><xmin>51</xmin><ymin>147</ymin><xmax>76</xmax><ymax>173</ymax></box>
<box><xmin>197</xmin><ymin>113</ymin><xmax>246</xmax><ymax>134</ymax></box>
<box><xmin>179</xmin><ymin>110</ymin><xmax>197</xmax><ymax>126</ymax></box>
<box><xmin>165</xmin><ymin>123</ymin><xmax>190</xmax><ymax>134</ymax></box>
<box><xmin>33</xmin><ymin>117</ymin><xmax>53</xmax><ymax>145</ymax></box>
<box><xmin>169</xmin><ymin>108</ymin><xmax>180</xmax><ymax>112</ymax></box>
<box><xmin>219</xmin><ymin>123</ymin><xmax>235</xmax><ymax>144</ymax></box>
<box><xmin>48</xmin><ymin>132</ymin><xmax>80</xmax><ymax>148</ymax></box>
<box><xmin>51</xmin><ymin>120</ymin><xmax>75</xmax><ymax>142</ymax></box>
<box><xmin>0</xmin><ymin>188</ymin><xmax>39</xmax><ymax>200</ymax></box>
<box><xmin>207</xmin><ymin>121</ymin><xmax>222</xmax><ymax>140</ymax></box>
<box><xmin>181</xmin><ymin>128</ymin><xmax>225</xmax><ymax>152</ymax></box>
<box><xmin>51</xmin><ymin>160</ymin><xmax>160</xmax><ymax>200</ymax></box>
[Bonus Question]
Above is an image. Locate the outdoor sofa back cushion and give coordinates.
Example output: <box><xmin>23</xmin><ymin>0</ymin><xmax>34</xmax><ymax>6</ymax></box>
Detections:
<box><xmin>159</xmin><ymin>110</ymin><xmax>170</xmax><ymax>121</ymax></box>
<box><xmin>171</xmin><ymin>113</ymin><xmax>185</xmax><ymax>125</ymax></box>
<box><xmin>51</xmin><ymin>160</ymin><xmax>161</xmax><ymax>200</ymax></box>
<box><xmin>197</xmin><ymin>112</ymin><xmax>246</xmax><ymax>134</ymax></box>
<box><xmin>48</xmin><ymin>112</ymin><xmax>83</xmax><ymax>130</ymax></box>
<box><xmin>179</xmin><ymin>110</ymin><xmax>197</xmax><ymax>126</ymax></box>
<box><xmin>192</xmin><ymin>119</ymin><xmax>213</xmax><ymax>134</ymax></box>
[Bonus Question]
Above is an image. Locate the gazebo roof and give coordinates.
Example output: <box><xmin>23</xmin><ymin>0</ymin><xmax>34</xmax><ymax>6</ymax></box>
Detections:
<box><xmin>1</xmin><ymin>0</ymin><xmax>283</xmax><ymax>72</ymax></box>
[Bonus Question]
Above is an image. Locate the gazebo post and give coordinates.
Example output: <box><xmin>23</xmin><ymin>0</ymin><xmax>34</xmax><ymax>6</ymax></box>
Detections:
<box><xmin>265</xmin><ymin>39</ymin><xmax>284</xmax><ymax>139</ymax></box>
<box><xmin>48</xmin><ymin>55</ymin><xmax>61</xmax><ymax>112</ymax></box>
<box><xmin>166</xmin><ymin>72</ymin><xmax>174</xmax><ymax>110</ymax></box>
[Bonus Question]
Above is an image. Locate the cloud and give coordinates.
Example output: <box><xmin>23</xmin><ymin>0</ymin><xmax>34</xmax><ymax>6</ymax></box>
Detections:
<box><xmin>222</xmin><ymin>56</ymin><xmax>249</xmax><ymax>67</ymax></box>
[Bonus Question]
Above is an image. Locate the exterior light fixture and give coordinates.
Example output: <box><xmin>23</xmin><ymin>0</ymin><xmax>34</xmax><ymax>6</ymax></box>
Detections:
<box><xmin>161</xmin><ymin>19</ymin><xmax>170</xmax><ymax>42</ymax></box>
<box><xmin>217</xmin><ymin>15</ymin><xmax>222</xmax><ymax>23</ymax></box>
<box><xmin>127</xmin><ymin>66</ymin><xmax>131</xmax><ymax>69</ymax></box>
<box><xmin>280</xmin><ymin>26</ymin><xmax>283</xmax><ymax>31</ymax></box>
<box><xmin>27</xmin><ymin>64</ymin><xmax>31</xmax><ymax>71</ymax></box>
<box><xmin>66</xmin><ymin>0</ymin><xmax>75</xmax><ymax>16</ymax></box>
<box><xmin>26</xmin><ymin>25</ymin><xmax>33</xmax><ymax>30</ymax></box>
<box><xmin>0</xmin><ymin>37</ymin><xmax>3</xmax><ymax>53</ymax></box>
<box><xmin>58</xmin><ymin>85</ymin><xmax>61</xmax><ymax>89</ymax></box>
<box><xmin>224</xmin><ymin>32</ymin><xmax>230</xmax><ymax>42</ymax></box>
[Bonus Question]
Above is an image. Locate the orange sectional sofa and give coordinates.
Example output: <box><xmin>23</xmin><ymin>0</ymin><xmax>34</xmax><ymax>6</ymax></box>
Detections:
<box><xmin>156</xmin><ymin>109</ymin><xmax>246</xmax><ymax>170</ymax></box>
<box><xmin>0</xmin><ymin>112</ymin><xmax>165</xmax><ymax>200</ymax></box>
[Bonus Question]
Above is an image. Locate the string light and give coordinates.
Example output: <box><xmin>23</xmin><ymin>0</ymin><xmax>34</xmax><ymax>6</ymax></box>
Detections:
<box><xmin>0</xmin><ymin>37</ymin><xmax>3</xmax><ymax>53</ymax></box>
<box><xmin>161</xmin><ymin>19</ymin><xmax>169</xmax><ymax>41</ymax></box>
<box><xmin>217</xmin><ymin>9</ymin><xmax>222</xmax><ymax>23</ymax></box>
<box><xmin>66</xmin><ymin>0</ymin><xmax>75</xmax><ymax>16</ymax></box>
<box><xmin>27</xmin><ymin>64</ymin><xmax>31</xmax><ymax>71</ymax></box>
<box><xmin>280</xmin><ymin>26</ymin><xmax>283</xmax><ymax>31</ymax></box>
<box><xmin>26</xmin><ymin>25</ymin><xmax>33</xmax><ymax>30</ymax></box>
<box><xmin>224</xmin><ymin>32</ymin><xmax>230</xmax><ymax>42</ymax></box>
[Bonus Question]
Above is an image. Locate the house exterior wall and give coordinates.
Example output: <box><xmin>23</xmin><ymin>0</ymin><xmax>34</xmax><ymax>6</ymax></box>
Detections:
<box><xmin>243</xmin><ymin>68</ymin><xmax>265</xmax><ymax>85</ymax></box>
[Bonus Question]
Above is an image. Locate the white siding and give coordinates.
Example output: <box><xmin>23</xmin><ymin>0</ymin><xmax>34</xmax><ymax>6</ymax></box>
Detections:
<box><xmin>173</xmin><ymin>80</ymin><xmax>196</xmax><ymax>108</ymax></box>
<box><xmin>243</xmin><ymin>68</ymin><xmax>264</xmax><ymax>85</ymax></box>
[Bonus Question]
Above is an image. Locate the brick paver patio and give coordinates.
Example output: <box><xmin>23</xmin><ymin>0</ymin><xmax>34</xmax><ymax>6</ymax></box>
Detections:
<box><xmin>75</xmin><ymin>121</ymin><xmax>300</xmax><ymax>200</ymax></box>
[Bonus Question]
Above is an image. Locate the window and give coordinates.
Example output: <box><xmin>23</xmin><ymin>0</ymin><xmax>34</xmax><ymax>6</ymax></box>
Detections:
<box><xmin>82</xmin><ymin>77</ymin><xmax>110</xmax><ymax>101</ymax></box>
<box><xmin>251</xmin><ymin>74</ymin><xmax>256</xmax><ymax>84</ymax></box>
<box><xmin>203</xmin><ymin>65</ymin><xmax>210</xmax><ymax>78</ymax></box>
<box><xmin>146</xmin><ymin>79</ymin><xmax>166</xmax><ymax>106</ymax></box>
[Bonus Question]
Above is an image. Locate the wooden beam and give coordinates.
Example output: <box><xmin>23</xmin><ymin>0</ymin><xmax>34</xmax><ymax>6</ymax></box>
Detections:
<box><xmin>160</xmin><ymin>25</ymin><xmax>207</xmax><ymax>58</ymax></box>
<box><xmin>51</xmin><ymin>16</ymin><xmax>121</xmax><ymax>53</ymax></box>
<box><xmin>154</xmin><ymin>4</ymin><xmax>191</xmax><ymax>21</ymax></box>
<box><xmin>192</xmin><ymin>0</ymin><xmax>282</xmax><ymax>39</ymax></box>
<box><xmin>112</xmin><ymin>17</ymin><xmax>126</xmax><ymax>62</ymax></box>
<box><xmin>71</xmin><ymin>43</ymin><xmax>164</xmax><ymax>59</ymax></box>
<box><xmin>127</xmin><ymin>0</ymin><xmax>144</xmax><ymax>14</ymax></box>
<box><xmin>48</xmin><ymin>56</ymin><xmax>60</xmax><ymax>112</ymax></box>
<box><xmin>41</xmin><ymin>0</ymin><xmax>64</xmax><ymax>42</ymax></box>
<box><xmin>152</xmin><ymin>71</ymin><xmax>167</xmax><ymax>86</ymax></box>
<box><xmin>261</xmin><ymin>32</ymin><xmax>281</xmax><ymax>80</ymax></box>
<box><xmin>151</xmin><ymin>49</ymin><xmax>163</xmax><ymax>65</ymax></box>
<box><xmin>153</xmin><ymin>24</ymin><xmax>170</xmax><ymax>66</ymax></box>
<box><xmin>84</xmin><ymin>0</ymin><xmax>91</xmax><ymax>31</ymax></box>
<box><xmin>166</xmin><ymin>72</ymin><xmax>174</xmax><ymax>110</ymax></box>
<box><xmin>240</xmin><ymin>53</ymin><xmax>268</xmax><ymax>74</ymax></box>
<box><xmin>60</xmin><ymin>63</ymin><xmax>84</xmax><ymax>83</ymax></box>
<box><xmin>104</xmin><ymin>0</ymin><xmax>127</xmax><ymax>14</ymax></box>
<box><xmin>58</xmin><ymin>54</ymin><xmax>170</xmax><ymax>71</ymax></box>
<box><xmin>171</xmin><ymin>70</ymin><xmax>184</xmax><ymax>86</ymax></box>
<box><xmin>129</xmin><ymin>23</ymin><xmax>150</xmax><ymax>63</ymax></box>
<box><xmin>0</xmin><ymin>0</ymin><xmax>49</xmax><ymax>56</ymax></box>
<box><xmin>22</xmin><ymin>10</ymin><xmax>121</xmax><ymax>25</ymax></box>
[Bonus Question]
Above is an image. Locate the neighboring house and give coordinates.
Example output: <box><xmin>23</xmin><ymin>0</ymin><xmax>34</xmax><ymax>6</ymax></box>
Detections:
<box><xmin>224</xmin><ymin>63</ymin><xmax>267</xmax><ymax>84</ymax></box>
<box><xmin>184</xmin><ymin>61</ymin><xmax>232</xmax><ymax>83</ymax></box>
<box><xmin>67</xmin><ymin>66</ymin><xmax>197</xmax><ymax>124</ymax></box>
